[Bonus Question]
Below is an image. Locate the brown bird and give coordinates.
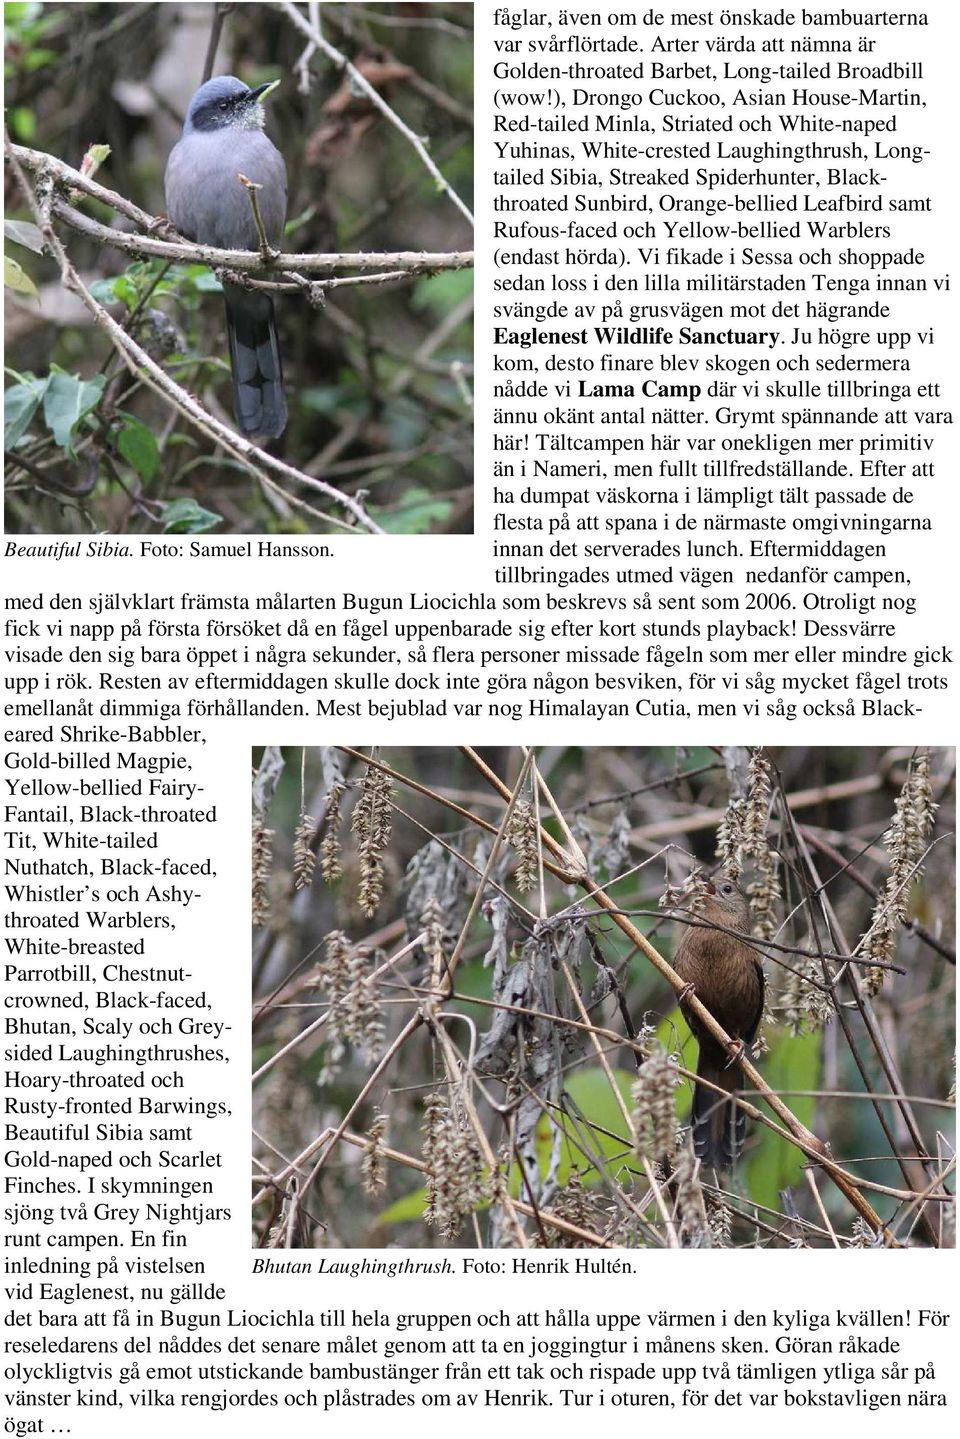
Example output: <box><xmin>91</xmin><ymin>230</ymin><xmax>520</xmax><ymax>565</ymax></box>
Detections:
<box><xmin>673</xmin><ymin>876</ymin><xmax>765</xmax><ymax>1170</ymax></box>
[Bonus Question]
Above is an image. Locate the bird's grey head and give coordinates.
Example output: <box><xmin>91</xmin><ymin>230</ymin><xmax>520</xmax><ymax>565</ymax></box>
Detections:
<box><xmin>183</xmin><ymin>76</ymin><xmax>279</xmax><ymax>134</ymax></box>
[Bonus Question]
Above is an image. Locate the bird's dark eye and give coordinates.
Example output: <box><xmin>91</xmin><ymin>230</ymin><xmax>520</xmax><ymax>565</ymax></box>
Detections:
<box><xmin>721</xmin><ymin>883</ymin><xmax>733</xmax><ymax>895</ymax></box>
<box><xmin>219</xmin><ymin>101</ymin><xmax>227</xmax><ymax>110</ymax></box>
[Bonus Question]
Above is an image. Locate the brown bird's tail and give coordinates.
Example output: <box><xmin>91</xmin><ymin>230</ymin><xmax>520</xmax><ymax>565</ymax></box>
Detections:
<box><xmin>693</xmin><ymin>1054</ymin><xmax>746</xmax><ymax>1171</ymax></box>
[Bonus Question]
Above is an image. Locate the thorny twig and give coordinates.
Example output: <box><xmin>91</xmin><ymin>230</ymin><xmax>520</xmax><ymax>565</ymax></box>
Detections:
<box><xmin>274</xmin><ymin>0</ymin><xmax>474</xmax><ymax>227</ymax></box>
<box><xmin>5</xmin><ymin>135</ymin><xmax>385</xmax><ymax>534</ymax></box>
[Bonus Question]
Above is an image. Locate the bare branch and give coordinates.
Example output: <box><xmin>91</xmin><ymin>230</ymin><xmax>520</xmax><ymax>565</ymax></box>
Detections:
<box><xmin>5</xmin><ymin>132</ymin><xmax>385</xmax><ymax>534</ymax></box>
<box><xmin>8</xmin><ymin>144</ymin><xmax>473</xmax><ymax>275</ymax></box>
<box><xmin>274</xmin><ymin>0</ymin><xmax>475</xmax><ymax>228</ymax></box>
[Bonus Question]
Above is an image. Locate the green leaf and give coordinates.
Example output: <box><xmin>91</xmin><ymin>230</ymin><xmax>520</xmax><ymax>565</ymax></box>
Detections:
<box><xmin>116</xmin><ymin>417</ymin><xmax>159</xmax><ymax>483</ymax></box>
<box><xmin>378</xmin><ymin>1186</ymin><xmax>429</xmax><ymax>1225</ymax></box>
<box><xmin>383</xmin><ymin>406</ymin><xmax>427</xmax><ymax>452</ymax></box>
<box><xmin>553</xmin><ymin>1067</ymin><xmax>636</xmax><ymax>1185</ymax></box>
<box><xmin>4</xmin><ymin>254</ymin><xmax>38</xmax><ymax>298</ymax></box>
<box><xmin>379</xmin><ymin>1064</ymin><xmax>641</xmax><ymax>1231</ymax></box>
<box><xmin>377</xmin><ymin>1067</ymin><xmax>638</xmax><ymax>1229</ymax></box>
<box><xmin>23</xmin><ymin>46</ymin><xmax>57</xmax><ymax>71</ymax></box>
<box><xmin>411</xmin><ymin>267</ymin><xmax>473</xmax><ymax>316</ymax></box>
<box><xmin>162</xmin><ymin>265</ymin><xmax>221</xmax><ymax>308</ymax></box>
<box><xmin>745</xmin><ymin>1028</ymin><xmax>821</xmax><ymax>1212</ymax></box>
<box><xmin>4</xmin><ymin>220</ymin><xmax>44</xmax><ymax>253</ymax></box>
<box><xmin>89</xmin><ymin>273</ymin><xmax>137</xmax><ymax>311</ymax></box>
<box><xmin>8</xmin><ymin>107</ymin><xmax>36</xmax><ymax>141</ymax></box>
<box><xmin>298</xmin><ymin>384</ymin><xmax>346</xmax><ymax>415</ymax></box>
<box><xmin>42</xmin><ymin>370</ymin><xmax>106</xmax><ymax>459</ymax></box>
<box><xmin>89</xmin><ymin>276</ymin><xmax>124</xmax><ymax>304</ymax></box>
<box><xmin>376</xmin><ymin>485</ymin><xmax>454</xmax><ymax>535</ymax></box>
<box><xmin>90</xmin><ymin>264</ymin><xmax>162</xmax><ymax>311</ymax></box>
<box><xmin>79</xmin><ymin>144</ymin><xmax>111</xmax><ymax>182</ymax></box>
<box><xmin>658</xmin><ymin>1006</ymin><xmax>695</xmax><ymax>1122</ymax></box>
<box><xmin>160</xmin><ymin>498</ymin><xmax>222</xmax><ymax>533</ymax></box>
<box><xmin>666</xmin><ymin>1009</ymin><xmax>821</xmax><ymax>1206</ymax></box>
<box><xmin>113</xmin><ymin>274</ymin><xmax>139</xmax><ymax>311</ymax></box>
<box><xmin>4</xmin><ymin>375</ymin><xmax>47</xmax><ymax>449</ymax></box>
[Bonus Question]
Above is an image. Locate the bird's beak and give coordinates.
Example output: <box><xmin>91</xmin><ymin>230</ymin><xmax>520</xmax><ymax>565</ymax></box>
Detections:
<box><xmin>251</xmin><ymin>79</ymin><xmax>281</xmax><ymax>103</ymax></box>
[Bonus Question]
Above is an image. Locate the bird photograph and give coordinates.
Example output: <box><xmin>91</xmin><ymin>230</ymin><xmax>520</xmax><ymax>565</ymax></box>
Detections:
<box><xmin>251</xmin><ymin>745</ymin><xmax>956</xmax><ymax>1250</ymax></box>
<box><xmin>165</xmin><ymin>75</ymin><xmax>290</xmax><ymax>441</ymax></box>
<box><xmin>5</xmin><ymin>2</ymin><xmax>474</xmax><ymax>535</ymax></box>
<box><xmin>673</xmin><ymin>875</ymin><xmax>765</xmax><ymax>1172</ymax></box>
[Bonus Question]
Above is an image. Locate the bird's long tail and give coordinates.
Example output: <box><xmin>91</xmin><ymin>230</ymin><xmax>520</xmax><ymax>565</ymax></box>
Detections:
<box><xmin>224</xmin><ymin>286</ymin><xmax>286</xmax><ymax>439</ymax></box>
<box><xmin>692</xmin><ymin>1054</ymin><xmax>745</xmax><ymax>1171</ymax></box>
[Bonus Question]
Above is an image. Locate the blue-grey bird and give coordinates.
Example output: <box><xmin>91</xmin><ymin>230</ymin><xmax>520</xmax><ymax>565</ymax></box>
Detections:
<box><xmin>165</xmin><ymin>76</ymin><xmax>288</xmax><ymax>438</ymax></box>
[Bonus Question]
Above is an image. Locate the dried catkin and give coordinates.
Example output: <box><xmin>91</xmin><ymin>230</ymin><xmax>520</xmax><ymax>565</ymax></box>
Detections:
<box><xmin>659</xmin><ymin>867</ymin><xmax>708</xmax><ymax>917</ymax></box>
<box><xmin>342</xmin><ymin>946</ymin><xmax>384</xmax><ymax>1062</ymax></box>
<box><xmin>351</xmin><ymin>762</ymin><xmax>393</xmax><ymax>917</ymax></box>
<box><xmin>251</xmin><ymin>817</ymin><xmax>273</xmax><ymax>927</ymax></box>
<box><xmin>505</xmin><ymin>798</ymin><xmax>538</xmax><ymax>894</ymax></box>
<box><xmin>361</xmin><ymin>1112</ymin><xmax>389</xmax><ymax>1196</ymax></box>
<box><xmin>708</xmin><ymin>1194</ymin><xmax>733</xmax><ymax>1249</ymax></box>
<box><xmin>780</xmin><ymin>953</ymin><xmax>835</xmax><ymax>1036</ymax></box>
<box><xmin>715</xmin><ymin>796</ymin><xmax>747</xmax><ymax>883</ymax></box>
<box><xmin>862</xmin><ymin>751</ymin><xmax>937</xmax><ymax>994</ymax></box>
<box><xmin>320</xmin><ymin>781</ymin><xmax>345</xmax><ymax>883</ymax></box>
<box><xmin>745</xmin><ymin>747</ymin><xmax>772</xmax><ymax>852</ymax></box>
<box><xmin>673</xmin><ymin>1140</ymin><xmax>710</xmax><ymax>1248</ymax></box>
<box><xmin>319</xmin><ymin>930</ymin><xmax>354</xmax><ymax>1033</ymax></box>
<box><xmin>318</xmin><ymin>932</ymin><xmax>383</xmax><ymax>1061</ymax></box>
<box><xmin>632</xmin><ymin>1046</ymin><xmax>679</xmax><ymax>1161</ymax></box>
<box><xmin>422</xmin><ymin>1090</ymin><xmax>486</xmax><ymax>1240</ymax></box>
<box><xmin>292</xmin><ymin>812</ymin><xmax>316</xmax><ymax>890</ymax></box>
<box><xmin>421</xmin><ymin>896</ymin><xmax>447</xmax><ymax>988</ymax></box>
<box><xmin>743</xmin><ymin>749</ymin><xmax>781</xmax><ymax>940</ymax></box>
<box><xmin>747</xmin><ymin>841</ymin><xmax>782</xmax><ymax>942</ymax></box>
<box><xmin>537</xmin><ymin>1170</ymin><xmax>597</xmax><ymax>1248</ymax></box>
<box><xmin>847</xmin><ymin>1216</ymin><xmax>881</xmax><ymax>1249</ymax></box>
